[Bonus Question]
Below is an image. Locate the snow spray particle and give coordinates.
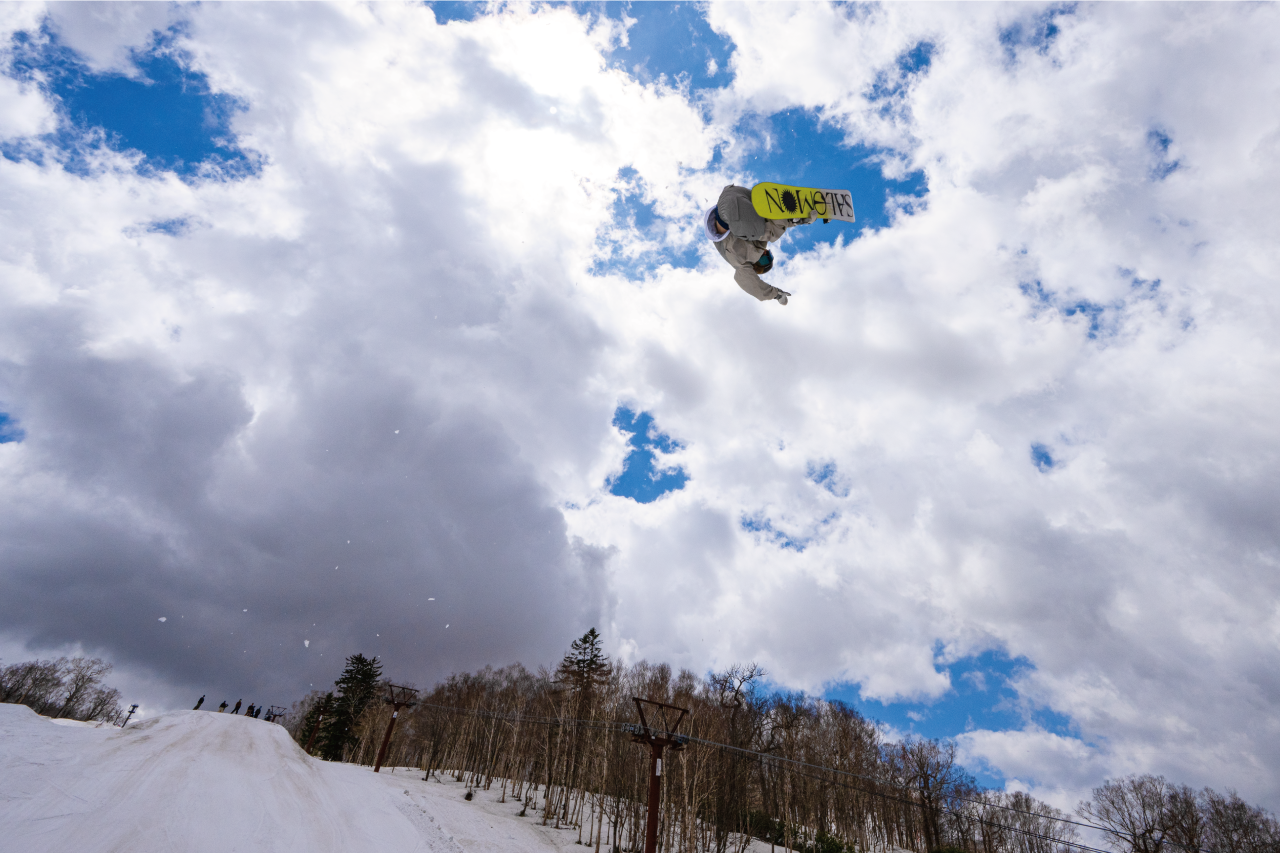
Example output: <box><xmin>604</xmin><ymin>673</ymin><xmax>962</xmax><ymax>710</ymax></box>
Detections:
<box><xmin>158</xmin><ymin>617</ymin><xmax>167</xmax><ymax>622</ymax></box>
<box><xmin>304</xmin><ymin>640</ymin><xmax>310</xmax><ymax>647</ymax></box>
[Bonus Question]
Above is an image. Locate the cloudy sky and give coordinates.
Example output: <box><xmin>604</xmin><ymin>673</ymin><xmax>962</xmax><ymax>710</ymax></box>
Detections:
<box><xmin>2</xmin><ymin>0</ymin><xmax>1279</xmax><ymax>811</ymax></box>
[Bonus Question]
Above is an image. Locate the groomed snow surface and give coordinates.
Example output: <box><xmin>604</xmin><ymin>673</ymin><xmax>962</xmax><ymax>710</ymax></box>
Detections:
<box><xmin>0</xmin><ymin>704</ymin><xmax>778</xmax><ymax>853</ymax></box>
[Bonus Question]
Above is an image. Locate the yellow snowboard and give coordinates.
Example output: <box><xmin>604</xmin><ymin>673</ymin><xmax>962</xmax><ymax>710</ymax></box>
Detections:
<box><xmin>751</xmin><ymin>182</ymin><xmax>855</xmax><ymax>223</ymax></box>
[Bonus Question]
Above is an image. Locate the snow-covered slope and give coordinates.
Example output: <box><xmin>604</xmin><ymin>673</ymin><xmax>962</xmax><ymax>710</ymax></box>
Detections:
<box><xmin>0</xmin><ymin>703</ymin><xmax>778</xmax><ymax>853</ymax></box>
<box><xmin>0</xmin><ymin>703</ymin><xmax>427</xmax><ymax>852</ymax></box>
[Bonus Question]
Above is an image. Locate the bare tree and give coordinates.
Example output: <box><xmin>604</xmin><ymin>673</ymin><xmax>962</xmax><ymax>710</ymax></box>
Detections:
<box><xmin>2</xmin><ymin>656</ymin><xmax>123</xmax><ymax>722</ymax></box>
<box><xmin>81</xmin><ymin>685</ymin><xmax>125</xmax><ymax>723</ymax></box>
<box><xmin>1080</xmin><ymin>775</ymin><xmax>1173</xmax><ymax>853</ymax></box>
<box><xmin>1</xmin><ymin>658</ymin><xmax>69</xmax><ymax>711</ymax></box>
<box><xmin>56</xmin><ymin>658</ymin><xmax>113</xmax><ymax>719</ymax></box>
<box><xmin>1201</xmin><ymin>789</ymin><xmax>1280</xmax><ymax>853</ymax></box>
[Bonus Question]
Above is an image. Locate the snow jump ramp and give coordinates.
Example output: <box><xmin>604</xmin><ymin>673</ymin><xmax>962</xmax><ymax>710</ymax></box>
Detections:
<box><xmin>0</xmin><ymin>702</ymin><xmax>424</xmax><ymax>852</ymax></box>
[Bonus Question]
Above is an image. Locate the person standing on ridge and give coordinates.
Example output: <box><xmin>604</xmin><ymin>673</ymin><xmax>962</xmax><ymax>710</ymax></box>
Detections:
<box><xmin>231</xmin><ymin>699</ymin><xmax>242</xmax><ymax>715</ymax></box>
<box><xmin>193</xmin><ymin>695</ymin><xmax>204</xmax><ymax>710</ymax></box>
<box><xmin>218</xmin><ymin>701</ymin><xmax>228</xmax><ymax>713</ymax></box>
<box><xmin>705</xmin><ymin>184</ymin><xmax>817</xmax><ymax>305</ymax></box>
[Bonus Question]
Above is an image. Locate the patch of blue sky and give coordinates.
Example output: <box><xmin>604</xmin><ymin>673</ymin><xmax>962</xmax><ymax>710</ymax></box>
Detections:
<box><xmin>1019</xmin><ymin>279</ymin><xmax>1122</xmax><ymax>340</ymax></box>
<box><xmin>897</xmin><ymin>40</ymin><xmax>936</xmax><ymax>76</ymax></box>
<box><xmin>1147</xmin><ymin>129</ymin><xmax>1180</xmax><ymax>181</ymax></box>
<box><xmin>1062</xmin><ymin>300</ymin><xmax>1107</xmax><ymax>338</ymax></box>
<box><xmin>145</xmin><ymin>217</ymin><xmax>192</xmax><ymax>237</ymax></box>
<box><xmin>741</xmin><ymin>510</ymin><xmax>840</xmax><ymax>552</ymax></box>
<box><xmin>585</xmin><ymin>2</ymin><xmax>735</xmax><ymax>93</ymax></box>
<box><xmin>0</xmin><ymin>413</ymin><xmax>25</xmax><ymax>443</ymax></box>
<box><xmin>740</xmin><ymin>515</ymin><xmax>807</xmax><ymax>552</ymax></box>
<box><xmin>868</xmin><ymin>40</ymin><xmax>936</xmax><ymax>108</ymax></box>
<box><xmin>807</xmin><ymin>460</ymin><xmax>850</xmax><ymax>498</ymax></box>
<box><xmin>1019</xmin><ymin>279</ymin><xmax>1052</xmax><ymax>308</ymax></box>
<box><xmin>1124</xmin><ymin>270</ymin><xmax>1161</xmax><ymax>294</ymax></box>
<box><xmin>729</xmin><ymin>108</ymin><xmax>928</xmax><ymax>255</ymax></box>
<box><xmin>1030</xmin><ymin>442</ymin><xmax>1055</xmax><ymax>472</ymax></box>
<box><xmin>824</xmin><ymin>649</ymin><xmax>1076</xmax><ymax>788</ymax></box>
<box><xmin>425</xmin><ymin>2</ymin><xmax>484</xmax><ymax>25</ymax></box>
<box><xmin>999</xmin><ymin>3</ymin><xmax>1077</xmax><ymax>64</ymax></box>
<box><xmin>591</xmin><ymin>168</ymin><xmax>702</xmax><ymax>279</ymax></box>
<box><xmin>607</xmin><ymin>407</ymin><xmax>689</xmax><ymax>503</ymax></box>
<box><xmin>4</xmin><ymin>23</ymin><xmax>255</xmax><ymax>179</ymax></box>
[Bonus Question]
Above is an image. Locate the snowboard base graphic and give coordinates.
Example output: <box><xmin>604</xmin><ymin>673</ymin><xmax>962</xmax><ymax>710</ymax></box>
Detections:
<box><xmin>751</xmin><ymin>182</ymin><xmax>855</xmax><ymax>223</ymax></box>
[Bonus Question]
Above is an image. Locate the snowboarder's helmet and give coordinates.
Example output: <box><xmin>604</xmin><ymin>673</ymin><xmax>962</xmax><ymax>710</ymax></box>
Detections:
<box><xmin>753</xmin><ymin>249</ymin><xmax>774</xmax><ymax>274</ymax></box>
<box><xmin>717</xmin><ymin>186</ymin><xmax>769</xmax><ymax>241</ymax></box>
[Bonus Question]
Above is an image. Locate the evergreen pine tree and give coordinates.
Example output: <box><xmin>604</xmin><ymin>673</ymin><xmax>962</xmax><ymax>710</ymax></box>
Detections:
<box><xmin>296</xmin><ymin>691</ymin><xmax>333</xmax><ymax>751</ymax></box>
<box><xmin>555</xmin><ymin>628</ymin><xmax>611</xmax><ymax>710</ymax></box>
<box><xmin>316</xmin><ymin>653</ymin><xmax>383</xmax><ymax>761</ymax></box>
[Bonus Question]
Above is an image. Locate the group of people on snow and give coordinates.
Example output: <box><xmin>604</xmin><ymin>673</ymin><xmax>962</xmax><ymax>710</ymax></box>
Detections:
<box><xmin>193</xmin><ymin>694</ymin><xmax>273</xmax><ymax>720</ymax></box>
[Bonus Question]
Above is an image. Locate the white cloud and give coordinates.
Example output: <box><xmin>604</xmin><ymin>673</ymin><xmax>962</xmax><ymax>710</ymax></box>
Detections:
<box><xmin>44</xmin><ymin>1</ymin><xmax>181</xmax><ymax>76</ymax></box>
<box><xmin>1</xmin><ymin>0</ymin><xmax>1278</xmax><ymax>811</ymax></box>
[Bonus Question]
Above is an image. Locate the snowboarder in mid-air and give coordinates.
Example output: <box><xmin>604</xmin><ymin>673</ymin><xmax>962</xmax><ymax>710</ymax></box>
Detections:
<box><xmin>705</xmin><ymin>184</ymin><xmax>817</xmax><ymax>305</ymax></box>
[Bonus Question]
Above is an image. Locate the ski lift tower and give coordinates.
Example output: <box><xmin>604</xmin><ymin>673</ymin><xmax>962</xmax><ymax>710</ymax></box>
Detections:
<box><xmin>629</xmin><ymin>698</ymin><xmax>689</xmax><ymax>853</ymax></box>
<box><xmin>373</xmin><ymin>683</ymin><xmax>419</xmax><ymax>773</ymax></box>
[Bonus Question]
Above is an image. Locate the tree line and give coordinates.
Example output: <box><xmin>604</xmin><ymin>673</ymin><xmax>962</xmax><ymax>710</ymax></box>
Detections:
<box><xmin>284</xmin><ymin>631</ymin><xmax>1278</xmax><ymax>853</ymax></box>
<box><xmin>0</xmin><ymin>656</ymin><xmax>126</xmax><ymax>724</ymax></box>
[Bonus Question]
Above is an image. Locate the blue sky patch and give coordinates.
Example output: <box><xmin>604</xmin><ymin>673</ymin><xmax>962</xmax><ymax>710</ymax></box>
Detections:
<box><xmin>145</xmin><ymin>217</ymin><xmax>192</xmax><ymax>237</ymax></box>
<box><xmin>1020</xmin><ymin>280</ymin><xmax>1119</xmax><ymax>340</ymax></box>
<box><xmin>591</xmin><ymin>167</ymin><xmax>703</xmax><ymax>279</ymax></box>
<box><xmin>1030</xmin><ymin>443</ymin><xmax>1055</xmax><ymax>472</ymax></box>
<box><xmin>6</xmin><ymin>24</ymin><xmax>256</xmax><ymax>179</ymax></box>
<box><xmin>898</xmin><ymin>41</ymin><xmax>936</xmax><ymax>77</ymax></box>
<box><xmin>607</xmin><ymin>407</ymin><xmax>689</xmax><ymax>503</ymax></box>
<box><xmin>426</xmin><ymin>2</ymin><xmax>483</xmax><ymax>25</ymax></box>
<box><xmin>1126</xmin><ymin>270</ymin><xmax>1161</xmax><ymax>294</ymax></box>
<box><xmin>824</xmin><ymin>649</ymin><xmax>1076</xmax><ymax>788</ymax></box>
<box><xmin>1063</xmin><ymin>299</ymin><xmax>1107</xmax><ymax>338</ymax></box>
<box><xmin>1147</xmin><ymin>128</ymin><xmax>1180</xmax><ymax>180</ymax></box>
<box><xmin>0</xmin><ymin>413</ymin><xmax>25</xmax><ymax>443</ymax></box>
<box><xmin>999</xmin><ymin>4</ymin><xmax>1076</xmax><ymax>64</ymax></box>
<box><xmin>594</xmin><ymin>2</ymin><xmax>735</xmax><ymax>93</ymax></box>
<box><xmin>807</xmin><ymin>460</ymin><xmax>850</xmax><ymax>497</ymax></box>
<box><xmin>741</xmin><ymin>515</ymin><xmax>807</xmax><ymax>552</ymax></box>
<box><xmin>869</xmin><ymin>40</ymin><xmax>936</xmax><ymax>113</ymax></box>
